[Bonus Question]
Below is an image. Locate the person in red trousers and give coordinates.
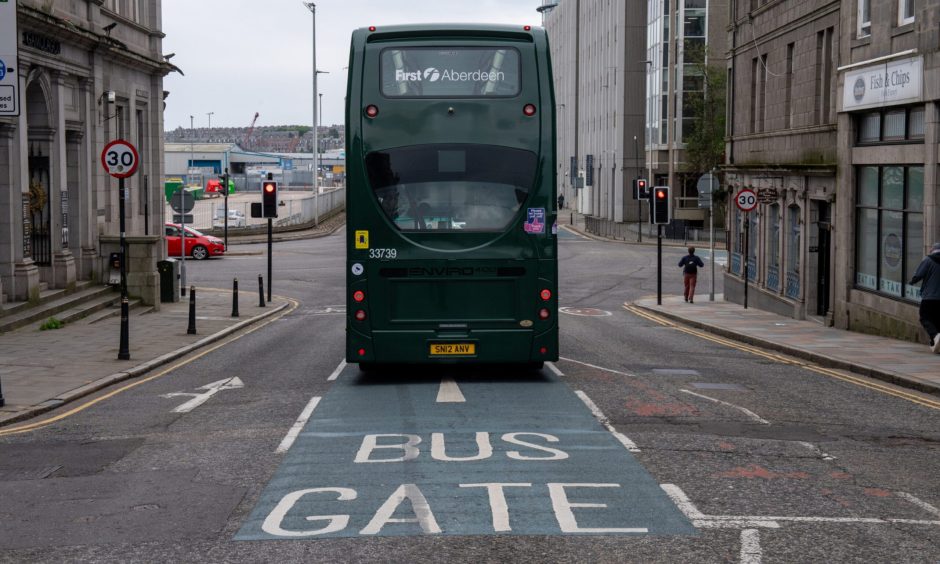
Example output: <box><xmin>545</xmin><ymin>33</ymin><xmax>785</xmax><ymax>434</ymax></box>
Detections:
<box><xmin>678</xmin><ymin>247</ymin><xmax>705</xmax><ymax>303</ymax></box>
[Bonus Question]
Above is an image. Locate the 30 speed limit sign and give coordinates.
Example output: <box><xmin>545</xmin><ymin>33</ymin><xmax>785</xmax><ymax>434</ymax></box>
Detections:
<box><xmin>101</xmin><ymin>139</ymin><xmax>140</xmax><ymax>179</ymax></box>
<box><xmin>735</xmin><ymin>188</ymin><xmax>758</xmax><ymax>212</ymax></box>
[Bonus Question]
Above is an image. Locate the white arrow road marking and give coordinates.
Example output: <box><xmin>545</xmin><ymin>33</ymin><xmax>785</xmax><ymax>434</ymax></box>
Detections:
<box><xmin>161</xmin><ymin>377</ymin><xmax>244</xmax><ymax>413</ymax></box>
<box><xmin>436</xmin><ymin>377</ymin><xmax>466</xmax><ymax>403</ymax></box>
<box><xmin>277</xmin><ymin>396</ymin><xmax>322</xmax><ymax>453</ymax></box>
<box><xmin>679</xmin><ymin>389</ymin><xmax>770</xmax><ymax>425</ymax></box>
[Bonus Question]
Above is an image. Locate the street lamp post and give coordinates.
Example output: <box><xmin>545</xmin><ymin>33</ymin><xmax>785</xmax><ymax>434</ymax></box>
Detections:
<box><xmin>319</xmin><ymin>92</ymin><xmax>323</xmax><ymax>186</ymax></box>
<box><xmin>207</xmin><ymin>111</ymin><xmax>213</xmax><ymax>130</ymax></box>
<box><xmin>634</xmin><ymin>135</ymin><xmax>642</xmax><ymax>243</ymax></box>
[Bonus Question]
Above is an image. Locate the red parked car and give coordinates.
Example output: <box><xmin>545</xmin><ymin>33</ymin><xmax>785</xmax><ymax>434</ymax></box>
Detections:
<box><xmin>165</xmin><ymin>223</ymin><xmax>225</xmax><ymax>260</ymax></box>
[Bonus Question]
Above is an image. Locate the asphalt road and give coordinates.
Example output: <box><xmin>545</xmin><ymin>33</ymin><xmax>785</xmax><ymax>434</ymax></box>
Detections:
<box><xmin>1</xmin><ymin>226</ymin><xmax>938</xmax><ymax>562</ymax></box>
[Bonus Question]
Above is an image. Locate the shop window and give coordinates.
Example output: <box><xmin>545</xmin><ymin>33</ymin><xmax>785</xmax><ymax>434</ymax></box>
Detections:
<box><xmin>855</xmin><ymin>106</ymin><xmax>924</xmax><ymax>144</ymax></box>
<box><xmin>786</xmin><ymin>205</ymin><xmax>801</xmax><ymax>299</ymax></box>
<box><xmin>854</xmin><ymin>165</ymin><xmax>924</xmax><ymax>302</ymax></box>
<box><xmin>767</xmin><ymin>204</ymin><xmax>781</xmax><ymax>291</ymax></box>
<box><xmin>908</xmin><ymin>106</ymin><xmax>925</xmax><ymax>139</ymax></box>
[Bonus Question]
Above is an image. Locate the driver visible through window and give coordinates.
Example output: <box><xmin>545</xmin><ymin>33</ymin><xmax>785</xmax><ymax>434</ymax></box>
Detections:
<box><xmin>365</xmin><ymin>144</ymin><xmax>537</xmax><ymax>232</ymax></box>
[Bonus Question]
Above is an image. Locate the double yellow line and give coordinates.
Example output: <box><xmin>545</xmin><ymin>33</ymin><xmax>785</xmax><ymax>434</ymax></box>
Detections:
<box><xmin>0</xmin><ymin>297</ymin><xmax>299</xmax><ymax>437</ymax></box>
<box><xmin>624</xmin><ymin>303</ymin><xmax>940</xmax><ymax>411</ymax></box>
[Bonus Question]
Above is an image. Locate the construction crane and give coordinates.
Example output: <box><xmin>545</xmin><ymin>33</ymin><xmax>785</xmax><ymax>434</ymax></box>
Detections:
<box><xmin>242</xmin><ymin>112</ymin><xmax>259</xmax><ymax>149</ymax></box>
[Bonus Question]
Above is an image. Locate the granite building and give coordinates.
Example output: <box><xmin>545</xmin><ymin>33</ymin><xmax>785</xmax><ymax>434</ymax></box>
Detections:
<box><xmin>0</xmin><ymin>1</ymin><xmax>173</xmax><ymax>307</ymax></box>
<box><xmin>542</xmin><ymin>0</ymin><xmax>648</xmax><ymax>227</ymax></box>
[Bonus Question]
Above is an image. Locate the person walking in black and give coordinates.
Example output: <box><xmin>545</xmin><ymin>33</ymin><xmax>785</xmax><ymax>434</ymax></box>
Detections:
<box><xmin>678</xmin><ymin>247</ymin><xmax>705</xmax><ymax>303</ymax></box>
<box><xmin>910</xmin><ymin>241</ymin><xmax>940</xmax><ymax>353</ymax></box>
<box><xmin>557</xmin><ymin>194</ymin><xmax>565</xmax><ymax>210</ymax></box>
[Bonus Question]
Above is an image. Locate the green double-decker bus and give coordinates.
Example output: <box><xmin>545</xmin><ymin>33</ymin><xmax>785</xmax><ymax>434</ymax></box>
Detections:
<box><xmin>345</xmin><ymin>23</ymin><xmax>558</xmax><ymax>369</ymax></box>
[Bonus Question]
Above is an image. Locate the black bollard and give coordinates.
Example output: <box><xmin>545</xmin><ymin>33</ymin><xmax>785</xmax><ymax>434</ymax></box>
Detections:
<box><xmin>232</xmin><ymin>277</ymin><xmax>240</xmax><ymax>317</ymax></box>
<box><xmin>258</xmin><ymin>275</ymin><xmax>266</xmax><ymax>307</ymax></box>
<box><xmin>187</xmin><ymin>286</ymin><xmax>197</xmax><ymax>334</ymax></box>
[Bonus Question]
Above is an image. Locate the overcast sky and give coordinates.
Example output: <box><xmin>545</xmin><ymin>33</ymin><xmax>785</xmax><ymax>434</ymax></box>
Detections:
<box><xmin>162</xmin><ymin>0</ymin><xmax>547</xmax><ymax>132</ymax></box>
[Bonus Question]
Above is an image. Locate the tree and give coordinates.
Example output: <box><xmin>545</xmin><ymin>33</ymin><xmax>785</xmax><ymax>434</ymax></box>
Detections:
<box><xmin>683</xmin><ymin>61</ymin><xmax>726</xmax><ymax>179</ymax></box>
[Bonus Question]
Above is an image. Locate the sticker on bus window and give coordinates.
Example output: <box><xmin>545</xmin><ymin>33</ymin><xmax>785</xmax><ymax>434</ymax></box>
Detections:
<box><xmin>355</xmin><ymin>230</ymin><xmax>369</xmax><ymax>249</ymax></box>
<box><xmin>524</xmin><ymin>208</ymin><xmax>545</xmax><ymax>234</ymax></box>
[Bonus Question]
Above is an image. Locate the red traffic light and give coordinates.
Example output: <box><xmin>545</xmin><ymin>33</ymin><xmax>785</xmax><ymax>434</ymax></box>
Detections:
<box><xmin>264</xmin><ymin>182</ymin><xmax>275</xmax><ymax>193</ymax></box>
<box><xmin>638</xmin><ymin>180</ymin><xmax>647</xmax><ymax>188</ymax></box>
<box><xmin>656</xmin><ymin>189</ymin><xmax>667</xmax><ymax>199</ymax></box>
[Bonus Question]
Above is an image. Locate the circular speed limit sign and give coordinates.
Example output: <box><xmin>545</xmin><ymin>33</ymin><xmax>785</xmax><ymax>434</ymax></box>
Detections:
<box><xmin>101</xmin><ymin>139</ymin><xmax>140</xmax><ymax>179</ymax></box>
<box><xmin>735</xmin><ymin>189</ymin><xmax>758</xmax><ymax>212</ymax></box>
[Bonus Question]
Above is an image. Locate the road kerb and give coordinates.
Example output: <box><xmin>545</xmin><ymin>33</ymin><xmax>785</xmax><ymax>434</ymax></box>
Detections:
<box><xmin>631</xmin><ymin>301</ymin><xmax>940</xmax><ymax>399</ymax></box>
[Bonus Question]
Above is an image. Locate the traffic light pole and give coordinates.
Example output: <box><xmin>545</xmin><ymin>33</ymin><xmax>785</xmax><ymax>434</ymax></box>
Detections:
<box><xmin>657</xmin><ymin>224</ymin><xmax>663</xmax><ymax>306</ymax></box>
<box><xmin>118</xmin><ymin>177</ymin><xmax>130</xmax><ymax>360</ymax></box>
<box><xmin>223</xmin><ymin>169</ymin><xmax>229</xmax><ymax>250</ymax></box>
<box><xmin>267</xmin><ymin>217</ymin><xmax>273</xmax><ymax>303</ymax></box>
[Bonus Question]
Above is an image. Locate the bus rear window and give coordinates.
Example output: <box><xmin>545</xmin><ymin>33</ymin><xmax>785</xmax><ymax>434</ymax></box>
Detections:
<box><xmin>381</xmin><ymin>48</ymin><xmax>520</xmax><ymax>98</ymax></box>
<box><xmin>365</xmin><ymin>144</ymin><xmax>536</xmax><ymax>232</ymax></box>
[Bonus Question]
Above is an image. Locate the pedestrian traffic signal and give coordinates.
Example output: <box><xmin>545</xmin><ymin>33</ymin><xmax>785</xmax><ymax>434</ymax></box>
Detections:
<box><xmin>262</xmin><ymin>180</ymin><xmax>278</xmax><ymax>218</ymax></box>
<box><xmin>651</xmin><ymin>186</ymin><xmax>671</xmax><ymax>224</ymax></box>
<box><xmin>633</xmin><ymin>178</ymin><xmax>648</xmax><ymax>200</ymax></box>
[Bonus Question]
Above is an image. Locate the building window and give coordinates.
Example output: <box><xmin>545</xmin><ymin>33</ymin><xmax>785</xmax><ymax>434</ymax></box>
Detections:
<box><xmin>767</xmin><ymin>204</ymin><xmax>781</xmax><ymax>291</ymax></box>
<box><xmin>858</xmin><ymin>0</ymin><xmax>871</xmax><ymax>37</ymax></box>
<box><xmin>898</xmin><ymin>0</ymin><xmax>914</xmax><ymax>26</ymax></box>
<box><xmin>786</xmin><ymin>205</ymin><xmax>801</xmax><ymax>300</ymax></box>
<box><xmin>855</xmin><ymin>165</ymin><xmax>924</xmax><ymax>301</ymax></box>
<box><xmin>784</xmin><ymin>43</ymin><xmax>794</xmax><ymax>129</ymax></box>
<box><xmin>855</xmin><ymin>106</ymin><xmax>925</xmax><ymax>144</ymax></box>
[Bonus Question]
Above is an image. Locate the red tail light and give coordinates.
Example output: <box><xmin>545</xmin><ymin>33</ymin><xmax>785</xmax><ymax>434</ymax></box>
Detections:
<box><xmin>358</xmin><ymin>348</ymin><xmax>366</xmax><ymax>356</ymax></box>
<box><xmin>365</xmin><ymin>105</ymin><xmax>379</xmax><ymax>118</ymax></box>
<box><xmin>353</xmin><ymin>290</ymin><xmax>365</xmax><ymax>302</ymax></box>
<box><xmin>540</xmin><ymin>289</ymin><xmax>552</xmax><ymax>301</ymax></box>
<box><xmin>368</xmin><ymin>26</ymin><xmax>376</xmax><ymax>32</ymax></box>
<box><xmin>524</xmin><ymin>25</ymin><xmax>532</xmax><ymax>31</ymax></box>
<box><xmin>540</xmin><ymin>346</ymin><xmax>548</xmax><ymax>354</ymax></box>
<box><xmin>538</xmin><ymin>308</ymin><xmax>550</xmax><ymax>320</ymax></box>
<box><xmin>523</xmin><ymin>104</ymin><xmax>537</xmax><ymax>116</ymax></box>
<box><xmin>355</xmin><ymin>309</ymin><xmax>367</xmax><ymax>321</ymax></box>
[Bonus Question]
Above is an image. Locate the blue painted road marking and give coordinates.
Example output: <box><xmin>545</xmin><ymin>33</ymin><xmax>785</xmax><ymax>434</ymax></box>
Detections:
<box><xmin>236</xmin><ymin>368</ymin><xmax>695</xmax><ymax>539</ymax></box>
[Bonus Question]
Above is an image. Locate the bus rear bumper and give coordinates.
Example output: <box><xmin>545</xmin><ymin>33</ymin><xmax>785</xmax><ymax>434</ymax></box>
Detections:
<box><xmin>347</xmin><ymin>328</ymin><xmax>558</xmax><ymax>365</ymax></box>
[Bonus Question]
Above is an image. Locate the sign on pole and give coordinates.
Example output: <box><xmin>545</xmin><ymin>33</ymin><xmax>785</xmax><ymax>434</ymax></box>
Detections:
<box><xmin>0</xmin><ymin>0</ymin><xmax>20</xmax><ymax>116</ymax></box>
<box><xmin>101</xmin><ymin>139</ymin><xmax>140</xmax><ymax>179</ymax></box>
<box><xmin>170</xmin><ymin>190</ymin><xmax>196</xmax><ymax>213</ymax></box>
<box><xmin>735</xmin><ymin>188</ymin><xmax>758</xmax><ymax>212</ymax></box>
<box><xmin>697</xmin><ymin>173</ymin><xmax>719</xmax><ymax>209</ymax></box>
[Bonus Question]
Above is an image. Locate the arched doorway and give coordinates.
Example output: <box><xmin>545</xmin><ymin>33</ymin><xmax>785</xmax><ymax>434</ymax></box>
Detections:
<box><xmin>25</xmin><ymin>79</ymin><xmax>54</xmax><ymax>270</ymax></box>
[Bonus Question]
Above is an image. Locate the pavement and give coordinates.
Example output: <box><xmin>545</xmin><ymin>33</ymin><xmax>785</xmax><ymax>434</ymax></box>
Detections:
<box><xmin>0</xmin><ymin>213</ymin><xmax>347</xmax><ymax>428</ymax></box>
<box><xmin>559</xmin><ymin>209</ymin><xmax>940</xmax><ymax>397</ymax></box>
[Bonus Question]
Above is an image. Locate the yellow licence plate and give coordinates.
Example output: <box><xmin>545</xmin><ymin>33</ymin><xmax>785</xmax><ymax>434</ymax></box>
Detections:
<box><xmin>429</xmin><ymin>343</ymin><xmax>476</xmax><ymax>356</ymax></box>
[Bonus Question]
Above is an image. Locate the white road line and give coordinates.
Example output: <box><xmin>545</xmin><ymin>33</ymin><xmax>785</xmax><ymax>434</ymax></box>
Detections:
<box><xmin>574</xmin><ymin>390</ymin><xmax>640</xmax><ymax>452</ymax></box>
<box><xmin>897</xmin><ymin>492</ymin><xmax>940</xmax><ymax>518</ymax></box>
<box><xmin>797</xmin><ymin>441</ymin><xmax>836</xmax><ymax>461</ymax></box>
<box><xmin>659</xmin><ymin>484</ymin><xmax>940</xmax><ymax>529</ymax></box>
<box><xmin>740</xmin><ymin>529</ymin><xmax>762</xmax><ymax>564</ymax></box>
<box><xmin>660</xmin><ymin>484</ymin><xmax>706</xmax><ymax>519</ymax></box>
<box><xmin>437</xmin><ymin>377</ymin><xmax>466</xmax><ymax>403</ymax></box>
<box><xmin>559</xmin><ymin>356</ymin><xmax>638</xmax><ymax>377</ymax></box>
<box><xmin>546</xmin><ymin>362</ymin><xmax>564</xmax><ymax>377</ymax></box>
<box><xmin>276</xmin><ymin>396</ymin><xmax>321</xmax><ymax>454</ymax></box>
<box><xmin>327</xmin><ymin>360</ymin><xmax>347</xmax><ymax>381</ymax></box>
<box><xmin>679</xmin><ymin>389</ymin><xmax>770</xmax><ymax>425</ymax></box>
